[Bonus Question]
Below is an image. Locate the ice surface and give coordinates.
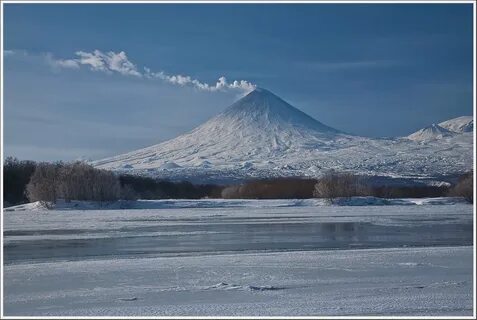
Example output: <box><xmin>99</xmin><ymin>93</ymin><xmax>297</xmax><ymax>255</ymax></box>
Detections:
<box><xmin>4</xmin><ymin>202</ymin><xmax>472</xmax><ymax>263</ymax></box>
<box><xmin>3</xmin><ymin>200</ymin><xmax>473</xmax><ymax>316</ymax></box>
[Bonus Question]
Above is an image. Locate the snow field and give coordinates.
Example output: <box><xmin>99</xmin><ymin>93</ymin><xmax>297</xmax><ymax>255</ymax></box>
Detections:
<box><xmin>3</xmin><ymin>246</ymin><xmax>473</xmax><ymax>316</ymax></box>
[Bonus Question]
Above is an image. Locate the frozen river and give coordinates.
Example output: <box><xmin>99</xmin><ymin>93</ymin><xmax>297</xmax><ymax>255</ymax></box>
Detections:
<box><xmin>2</xmin><ymin>200</ymin><xmax>475</xmax><ymax>316</ymax></box>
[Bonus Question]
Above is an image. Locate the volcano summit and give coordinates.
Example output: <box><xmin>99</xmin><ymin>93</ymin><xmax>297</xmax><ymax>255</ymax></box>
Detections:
<box><xmin>94</xmin><ymin>88</ymin><xmax>473</xmax><ymax>183</ymax></box>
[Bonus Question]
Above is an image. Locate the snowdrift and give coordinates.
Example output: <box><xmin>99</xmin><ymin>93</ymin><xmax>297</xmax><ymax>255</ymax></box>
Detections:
<box><xmin>4</xmin><ymin>197</ymin><xmax>469</xmax><ymax>212</ymax></box>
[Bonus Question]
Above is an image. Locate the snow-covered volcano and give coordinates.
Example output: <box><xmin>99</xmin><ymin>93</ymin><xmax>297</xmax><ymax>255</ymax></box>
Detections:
<box><xmin>439</xmin><ymin>116</ymin><xmax>473</xmax><ymax>133</ymax></box>
<box><xmin>94</xmin><ymin>88</ymin><xmax>473</xmax><ymax>183</ymax></box>
<box><xmin>94</xmin><ymin>88</ymin><xmax>351</xmax><ymax>169</ymax></box>
<box><xmin>407</xmin><ymin>124</ymin><xmax>455</xmax><ymax>141</ymax></box>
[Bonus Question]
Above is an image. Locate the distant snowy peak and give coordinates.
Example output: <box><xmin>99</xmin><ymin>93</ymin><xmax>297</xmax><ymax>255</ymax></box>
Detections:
<box><xmin>407</xmin><ymin>124</ymin><xmax>455</xmax><ymax>141</ymax></box>
<box><xmin>220</xmin><ymin>88</ymin><xmax>341</xmax><ymax>134</ymax></box>
<box><xmin>407</xmin><ymin>116</ymin><xmax>473</xmax><ymax>141</ymax></box>
<box><xmin>438</xmin><ymin>116</ymin><xmax>473</xmax><ymax>133</ymax></box>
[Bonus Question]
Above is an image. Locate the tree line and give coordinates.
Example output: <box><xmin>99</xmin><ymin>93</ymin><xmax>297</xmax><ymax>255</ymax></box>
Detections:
<box><xmin>3</xmin><ymin>157</ymin><xmax>37</xmax><ymax>206</ymax></box>
<box><xmin>221</xmin><ymin>174</ymin><xmax>453</xmax><ymax>201</ymax></box>
<box><xmin>26</xmin><ymin>161</ymin><xmax>121</xmax><ymax>204</ymax></box>
<box><xmin>221</xmin><ymin>172</ymin><xmax>473</xmax><ymax>203</ymax></box>
<box><xmin>2</xmin><ymin>157</ymin><xmax>473</xmax><ymax>206</ymax></box>
<box><xmin>3</xmin><ymin>158</ymin><xmax>222</xmax><ymax>206</ymax></box>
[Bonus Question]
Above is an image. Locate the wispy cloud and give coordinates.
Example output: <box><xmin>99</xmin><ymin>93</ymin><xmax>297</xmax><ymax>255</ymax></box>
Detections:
<box><xmin>6</xmin><ymin>49</ymin><xmax>256</xmax><ymax>93</ymax></box>
<box><xmin>143</xmin><ymin>67</ymin><xmax>255</xmax><ymax>92</ymax></box>
<box><xmin>45</xmin><ymin>53</ymin><xmax>80</xmax><ymax>69</ymax></box>
<box><xmin>4</xmin><ymin>49</ymin><xmax>16</xmax><ymax>56</ymax></box>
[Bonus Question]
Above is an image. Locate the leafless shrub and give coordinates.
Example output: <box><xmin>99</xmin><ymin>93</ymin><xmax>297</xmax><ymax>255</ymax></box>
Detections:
<box><xmin>90</xmin><ymin>169</ymin><xmax>121</xmax><ymax>202</ymax></box>
<box><xmin>221</xmin><ymin>178</ymin><xmax>316</xmax><ymax>199</ymax></box>
<box><xmin>448</xmin><ymin>171</ymin><xmax>473</xmax><ymax>203</ymax></box>
<box><xmin>26</xmin><ymin>162</ymin><xmax>121</xmax><ymax>203</ymax></box>
<box><xmin>26</xmin><ymin>162</ymin><xmax>62</xmax><ymax>204</ymax></box>
<box><xmin>313</xmin><ymin>172</ymin><xmax>369</xmax><ymax>201</ymax></box>
<box><xmin>120</xmin><ymin>184</ymin><xmax>138</xmax><ymax>201</ymax></box>
<box><xmin>221</xmin><ymin>185</ymin><xmax>241</xmax><ymax>199</ymax></box>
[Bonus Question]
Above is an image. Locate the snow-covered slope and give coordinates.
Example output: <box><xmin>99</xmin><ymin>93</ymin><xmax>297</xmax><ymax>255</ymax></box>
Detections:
<box><xmin>93</xmin><ymin>88</ymin><xmax>473</xmax><ymax>183</ymax></box>
<box><xmin>438</xmin><ymin>116</ymin><xmax>473</xmax><ymax>133</ymax></box>
<box><xmin>407</xmin><ymin>124</ymin><xmax>455</xmax><ymax>141</ymax></box>
<box><xmin>94</xmin><ymin>88</ymin><xmax>347</xmax><ymax>168</ymax></box>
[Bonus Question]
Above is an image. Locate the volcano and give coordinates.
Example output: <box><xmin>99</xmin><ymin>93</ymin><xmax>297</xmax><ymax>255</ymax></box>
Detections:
<box><xmin>94</xmin><ymin>88</ymin><xmax>473</xmax><ymax>183</ymax></box>
<box><xmin>94</xmin><ymin>88</ymin><xmax>351</xmax><ymax>169</ymax></box>
<box><xmin>407</xmin><ymin>124</ymin><xmax>455</xmax><ymax>141</ymax></box>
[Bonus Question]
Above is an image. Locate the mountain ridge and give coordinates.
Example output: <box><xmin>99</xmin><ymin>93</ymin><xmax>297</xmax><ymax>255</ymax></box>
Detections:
<box><xmin>438</xmin><ymin>116</ymin><xmax>473</xmax><ymax>133</ymax></box>
<box><xmin>93</xmin><ymin>88</ymin><xmax>473</xmax><ymax>183</ymax></box>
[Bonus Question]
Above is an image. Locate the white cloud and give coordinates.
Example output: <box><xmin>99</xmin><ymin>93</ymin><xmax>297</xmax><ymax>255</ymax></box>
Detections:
<box><xmin>74</xmin><ymin>50</ymin><xmax>142</xmax><ymax>77</ymax></box>
<box><xmin>144</xmin><ymin>68</ymin><xmax>255</xmax><ymax>93</ymax></box>
<box><xmin>3</xmin><ymin>49</ymin><xmax>29</xmax><ymax>57</ymax></box>
<box><xmin>5</xmin><ymin>50</ymin><xmax>81</xmax><ymax>70</ymax></box>
<box><xmin>55</xmin><ymin>59</ymin><xmax>80</xmax><ymax>69</ymax></box>
<box><xmin>45</xmin><ymin>53</ymin><xmax>80</xmax><ymax>69</ymax></box>
<box><xmin>75</xmin><ymin>50</ymin><xmax>109</xmax><ymax>72</ymax></box>
<box><xmin>51</xmin><ymin>49</ymin><xmax>255</xmax><ymax>93</ymax></box>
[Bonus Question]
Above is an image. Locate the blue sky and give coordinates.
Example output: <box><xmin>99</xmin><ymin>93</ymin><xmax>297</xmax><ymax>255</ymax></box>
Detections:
<box><xmin>3</xmin><ymin>3</ymin><xmax>474</xmax><ymax>161</ymax></box>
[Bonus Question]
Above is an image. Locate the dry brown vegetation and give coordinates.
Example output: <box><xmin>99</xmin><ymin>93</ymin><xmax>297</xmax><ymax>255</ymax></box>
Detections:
<box><xmin>313</xmin><ymin>173</ymin><xmax>370</xmax><ymax>200</ymax></box>
<box><xmin>221</xmin><ymin>178</ymin><xmax>317</xmax><ymax>199</ymax></box>
<box><xmin>448</xmin><ymin>171</ymin><xmax>473</xmax><ymax>203</ymax></box>
<box><xmin>221</xmin><ymin>173</ymin><xmax>451</xmax><ymax>200</ymax></box>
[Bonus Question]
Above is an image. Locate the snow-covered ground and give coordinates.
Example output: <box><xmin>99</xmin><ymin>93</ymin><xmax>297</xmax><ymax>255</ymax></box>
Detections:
<box><xmin>4</xmin><ymin>247</ymin><xmax>473</xmax><ymax>316</ymax></box>
<box><xmin>3</xmin><ymin>200</ymin><xmax>474</xmax><ymax>316</ymax></box>
<box><xmin>3</xmin><ymin>196</ymin><xmax>470</xmax><ymax>212</ymax></box>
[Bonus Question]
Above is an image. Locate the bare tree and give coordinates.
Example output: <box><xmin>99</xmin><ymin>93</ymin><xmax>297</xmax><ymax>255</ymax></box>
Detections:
<box><xmin>26</xmin><ymin>162</ymin><xmax>62</xmax><ymax>205</ymax></box>
<box><xmin>313</xmin><ymin>172</ymin><xmax>368</xmax><ymax>201</ymax></box>
<box><xmin>120</xmin><ymin>184</ymin><xmax>138</xmax><ymax>201</ymax></box>
<box><xmin>57</xmin><ymin>162</ymin><xmax>101</xmax><ymax>201</ymax></box>
<box><xmin>92</xmin><ymin>170</ymin><xmax>121</xmax><ymax>202</ymax></box>
<box><xmin>26</xmin><ymin>161</ymin><xmax>121</xmax><ymax>205</ymax></box>
<box><xmin>221</xmin><ymin>185</ymin><xmax>241</xmax><ymax>199</ymax></box>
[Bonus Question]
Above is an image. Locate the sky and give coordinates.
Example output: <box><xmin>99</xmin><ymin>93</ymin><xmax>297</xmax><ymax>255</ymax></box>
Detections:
<box><xmin>3</xmin><ymin>3</ymin><xmax>474</xmax><ymax>161</ymax></box>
